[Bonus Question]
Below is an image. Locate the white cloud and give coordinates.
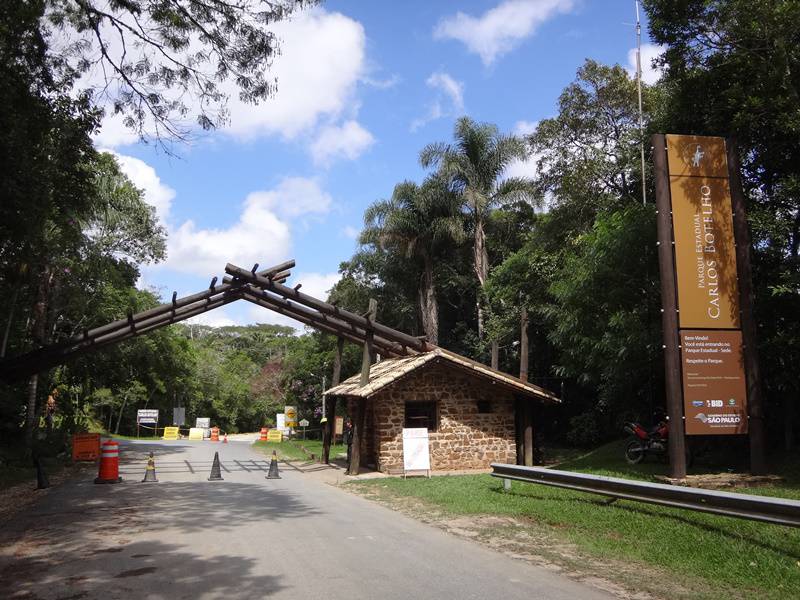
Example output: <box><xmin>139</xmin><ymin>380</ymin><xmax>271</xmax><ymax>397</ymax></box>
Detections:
<box><xmin>513</xmin><ymin>120</ymin><xmax>539</xmax><ymax>136</ymax></box>
<box><xmin>154</xmin><ymin>177</ymin><xmax>331</xmax><ymax>277</ymax></box>
<box><xmin>627</xmin><ymin>43</ymin><xmax>665</xmax><ymax>85</ymax></box>
<box><xmin>110</xmin><ymin>153</ymin><xmax>176</xmax><ymax>223</ymax></box>
<box><xmin>75</xmin><ymin>8</ymin><xmax>368</xmax><ymax>149</ymax></box>
<box><xmin>341</xmin><ymin>225</ymin><xmax>360</xmax><ymax>240</ymax></box>
<box><xmin>292</xmin><ymin>271</ymin><xmax>341</xmax><ymax>302</ymax></box>
<box><xmin>224</xmin><ymin>10</ymin><xmax>367</xmax><ymax>141</ymax></box>
<box><xmin>434</xmin><ymin>0</ymin><xmax>575</xmax><ymax>66</ymax></box>
<box><xmin>186</xmin><ymin>308</ymin><xmax>242</xmax><ymax>328</ymax></box>
<box><xmin>94</xmin><ymin>113</ymin><xmax>140</xmax><ymax>148</ymax></box>
<box><xmin>427</xmin><ymin>72</ymin><xmax>464</xmax><ymax>112</ymax></box>
<box><xmin>362</xmin><ymin>74</ymin><xmax>401</xmax><ymax>89</ymax></box>
<box><xmin>310</xmin><ymin>120</ymin><xmax>375</xmax><ymax>166</ymax></box>
<box><xmin>411</xmin><ymin>71</ymin><xmax>465</xmax><ymax>131</ymax></box>
<box><xmin>244</xmin><ymin>177</ymin><xmax>332</xmax><ymax>220</ymax></box>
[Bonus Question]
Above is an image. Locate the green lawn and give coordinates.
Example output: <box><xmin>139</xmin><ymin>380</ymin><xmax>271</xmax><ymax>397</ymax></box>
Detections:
<box><xmin>347</xmin><ymin>441</ymin><xmax>800</xmax><ymax>600</ymax></box>
<box><xmin>252</xmin><ymin>439</ymin><xmax>347</xmax><ymax>462</ymax></box>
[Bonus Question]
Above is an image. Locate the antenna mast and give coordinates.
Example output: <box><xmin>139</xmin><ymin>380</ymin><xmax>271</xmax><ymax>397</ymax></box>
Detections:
<box><xmin>636</xmin><ymin>0</ymin><xmax>647</xmax><ymax>205</ymax></box>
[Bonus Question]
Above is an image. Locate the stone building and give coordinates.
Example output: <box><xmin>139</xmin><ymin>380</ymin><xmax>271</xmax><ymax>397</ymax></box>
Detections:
<box><xmin>325</xmin><ymin>348</ymin><xmax>558</xmax><ymax>473</ymax></box>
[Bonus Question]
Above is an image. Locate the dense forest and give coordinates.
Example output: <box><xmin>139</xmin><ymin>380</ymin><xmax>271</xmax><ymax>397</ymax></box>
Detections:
<box><xmin>1</xmin><ymin>1</ymin><xmax>798</xmax><ymax>459</ymax></box>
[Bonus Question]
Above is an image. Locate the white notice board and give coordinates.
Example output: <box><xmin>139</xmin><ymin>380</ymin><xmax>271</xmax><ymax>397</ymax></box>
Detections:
<box><xmin>402</xmin><ymin>428</ymin><xmax>430</xmax><ymax>472</ymax></box>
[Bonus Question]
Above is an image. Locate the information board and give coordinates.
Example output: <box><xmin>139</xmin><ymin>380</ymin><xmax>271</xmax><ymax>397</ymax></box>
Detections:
<box><xmin>402</xmin><ymin>428</ymin><xmax>430</xmax><ymax>472</ymax></box>
<box><xmin>681</xmin><ymin>330</ymin><xmax>748</xmax><ymax>435</ymax></box>
<box><xmin>195</xmin><ymin>417</ymin><xmax>210</xmax><ymax>429</ymax></box>
<box><xmin>137</xmin><ymin>409</ymin><xmax>159</xmax><ymax>424</ymax></box>
<box><xmin>334</xmin><ymin>416</ymin><xmax>344</xmax><ymax>435</ymax></box>
<box><xmin>173</xmin><ymin>407</ymin><xmax>186</xmax><ymax>426</ymax></box>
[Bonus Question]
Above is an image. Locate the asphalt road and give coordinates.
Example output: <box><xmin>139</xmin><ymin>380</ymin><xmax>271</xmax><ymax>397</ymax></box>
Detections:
<box><xmin>0</xmin><ymin>439</ymin><xmax>613</xmax><ymax>600</ymax></box>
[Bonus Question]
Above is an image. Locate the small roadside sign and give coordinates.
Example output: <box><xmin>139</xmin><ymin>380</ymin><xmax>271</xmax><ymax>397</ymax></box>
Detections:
<box><xmin>299</xmin><ymin>419</ymin><xmax>309</xmax><ymax>427</ymax></box>
<box><xmin>195</xmin><ymin>417</ymin><xmax>210</xmax><ymax>429</ymax></box>
<box><xmin>137</xmin><ymin>409</ymin><xmax>158</xmax><ymax>424</ymax></box>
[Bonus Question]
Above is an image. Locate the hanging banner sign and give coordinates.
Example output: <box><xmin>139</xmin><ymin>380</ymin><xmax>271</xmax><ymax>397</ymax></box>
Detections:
<box><xmin>680</xmin><ymin>330</ymin><xmax>748</xmax><ymax>435</ymax></box>
<box><xmin>667</xmin><ymin>135</ymin><xmax>740</xmax><ymax>329</ymax></box>
<box><xmin>137</xmin><ymin>409</ymin><xmax>159</xmax><ymax>424</ymax></box>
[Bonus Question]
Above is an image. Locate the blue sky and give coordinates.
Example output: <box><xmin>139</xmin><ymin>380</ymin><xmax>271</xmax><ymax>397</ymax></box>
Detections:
<box><xmin>95</xmin><ymin>0</ymin><xmax>661</xmax><ymax>329</ymax></box>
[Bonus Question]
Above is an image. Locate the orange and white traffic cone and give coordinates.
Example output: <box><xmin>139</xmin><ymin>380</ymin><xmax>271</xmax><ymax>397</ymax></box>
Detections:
<box><xmin>223</xmin><ymin>433</ymin><xmax>228</xmax><ymax>444</ymax></box>
<box><xmin>94</xmin><ymin>440</ymin><xmax>122</xmax><ymax>484</ymax></box>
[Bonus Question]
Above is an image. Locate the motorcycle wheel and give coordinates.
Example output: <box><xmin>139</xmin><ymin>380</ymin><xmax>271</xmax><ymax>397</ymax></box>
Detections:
<box><xmin>625</xmin><ymin>440</ymin><xmax>645</xmax><ymax>464</ymax></box>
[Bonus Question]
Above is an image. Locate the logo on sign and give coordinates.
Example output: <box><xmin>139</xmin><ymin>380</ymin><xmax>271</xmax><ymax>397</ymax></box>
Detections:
<box><xmin>692</xmin><ymin>400</ymin><xmax>704</xmax><ymax>407</ymax></box>
<box><xmin>690</xmin><ymin>144</ymin><xmax>705</xmax><ymax>167</ymax></box>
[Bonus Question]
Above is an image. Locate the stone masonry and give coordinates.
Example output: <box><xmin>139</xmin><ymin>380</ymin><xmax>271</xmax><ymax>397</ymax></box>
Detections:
<box><xmin>348</xmin><ymin>361</ymin><xmax>518</xmax><ymax>472</ymax></box>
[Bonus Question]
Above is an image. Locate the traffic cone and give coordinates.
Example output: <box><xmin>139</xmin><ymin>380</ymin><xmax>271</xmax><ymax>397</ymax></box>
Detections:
<box><xmin>141</xmin><ymin>452</ymin><xmax>158</xmax><ymax>483</ymax></box>
<box><xmin>208</xmin><ymin>451</ymin><xmax>223</xmax><ymax>481</ymax></box>
<box><xmin>34</xmin><ymin>457</ymin><xmax>50</xmax><ymax>490</ymax></box>
<box><xmin>266</xmin><ymin>450</ymin><xmax>281</xmax><ymax>479</ymax></box>
<box><xmin>223</xmin><ymin>433</ymin><xmax>228</xmax><ymax>444</ymax></box>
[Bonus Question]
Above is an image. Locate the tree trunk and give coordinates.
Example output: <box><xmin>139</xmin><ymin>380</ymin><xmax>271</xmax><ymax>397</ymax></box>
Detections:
<box><xmin>418</xmin><ymin>256</ymin><xmax>439</xmax><ymax>345</ymax></box>
<box><xmin>473</xmin><ymin>215</ymin><xmax>489</xmax><ymax>339</ymax></box>
<box><xmin>785</xmin><ymin>392</ymin><xmax>795</xmax><ymax>452</ymax></box>
<box><xmin>24</xmin><ymin>265</ymin><xmax>52</xmax><ymax>452</ymax></box>
<box><xmin>0</xmin><ymin>285</ymin><xmax>21</xmax><ymax>358</ymax></box>
<box><xmin>115</xmin><ymin>392</ymin><xmax>128</xmax><ymax>434</ymax></box>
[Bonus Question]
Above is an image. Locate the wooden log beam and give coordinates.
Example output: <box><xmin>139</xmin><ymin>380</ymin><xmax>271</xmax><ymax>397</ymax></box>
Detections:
<box><xmin>240</xmin><ymin>288</ymin><xmax>407</xmax><ymax>356</ymax></box>
<box><xmin>43</xmin><ymin>261</ymin><xmax>295</xmax><ymax>351</ymax></box>
<box><xmin>225</xmin><ymin>263</ymin><xmax>430</xmax><ymax>352</ymax></box>
<box><xmin>0</xmin><ymin>292</ymin><xmax>242</xmax><ymax>381</ymax></box>
<box><xmin>240</xmin><ymin>293</ymin><xmax>404</xmax><ymax>357</ymax></box>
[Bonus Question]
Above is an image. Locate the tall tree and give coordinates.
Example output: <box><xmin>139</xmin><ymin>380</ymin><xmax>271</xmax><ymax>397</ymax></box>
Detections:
<box><xmin>359</xmin><ymin>177</ymin><xmax>464</xmax><ymax>345</ymax></box>
<box><xmin>420</xmin><ymin>117</ymin><xmax>535</xmax><ymax>358</ymax></box>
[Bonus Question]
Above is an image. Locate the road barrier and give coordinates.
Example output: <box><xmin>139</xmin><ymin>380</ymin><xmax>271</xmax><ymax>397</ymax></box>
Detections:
<box><xmin>188</xmin><ymin>427</ymin><xmax>204</xmax><ymax>441</ymax></box>
<box><xmin>210</xmin><ymin>427</ymin><xmax>220</xmax><ymax>442</ymax></box>
<box><xmin>95</xmin><ymin>440</ymin><xmax>122</xmax><ymax>484</ymax></box>
<box><xmin>162</xmin><ymin>427</ymin><xmax>180</xmax><ymax>441</ymax></box>
<box><xmin>260</xmin><ymin>427</ymin><xmax>268</xmax><ymax>441</ymax></box>
<box><xmin>72</xmin><ymin>433</ymin><xmax>101</xmax><ymax>461</ymax></box>
<box><xmin>208</xmin><ymin>452</ymin><xmax>223</xmax><ymax>481</ymax></box>
<box><xmin>267</xmin><ymin>430</ymin><xmax>282</xmax><ymax>442</ymax></box>
<box><xmin>490</xmin><ymin>463</ymin><xmax>800</xmax><ymax>528</ymax></box>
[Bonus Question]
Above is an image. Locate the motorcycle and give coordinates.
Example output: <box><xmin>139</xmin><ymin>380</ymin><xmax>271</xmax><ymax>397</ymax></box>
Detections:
<box><xmin>623</xmin><ymin>419</ymin><xmax>691</xmax><ymax>465</ymax></box>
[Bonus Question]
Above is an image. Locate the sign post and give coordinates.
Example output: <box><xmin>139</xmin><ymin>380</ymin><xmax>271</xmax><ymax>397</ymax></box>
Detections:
<box><xmin>137</xmin><ymin>409</ymin><xmax>159</xmax><ymax>439</ymax></box>
<box><xmin>653</xmin><ymin>133</ymin><xmax>764</xmax><ymax>477</ymax></box>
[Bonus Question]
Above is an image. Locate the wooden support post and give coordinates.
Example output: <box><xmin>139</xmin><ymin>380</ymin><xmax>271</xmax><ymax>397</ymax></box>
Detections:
<box><xmin>348</xmin><ymin>398</ymin><xmax>366</xmax><ymax>476</ymax></box>
<box><xmin>323</xmin><ymin>337</ymin><xmax>344</xmax><ymax>464</ymax></box>
<box><xmin>491</xmin><ymin>341</ymin><xmax>499</xmax><ymax>370</ymax></box>
<box><xmin>652</xmin><ymin>134</ymin><xmax>687</xmax><ymax>480</ymax></box>
<box><xmin>727</xmin><ymin>141</ymin><xmax>767</xmax><ymax>475</ymax></box>
<box><xmin>360</xmin><ymin>299</ymin><xmax>377</xmax><ymax>387</ymax></box>
<box><xmin>514</xmin><ymin>398</ymin><xmax>524</xmax><ymax>465</ymax></box>
<box><xmin>519</xmin><ymin>307</ymin><xmax>529</xmax><ymax>383</ymax></box>
<box><xmin>523</xmin><ymin>402</ymin><xmax>534</xmax><ymax>467</ymax></box>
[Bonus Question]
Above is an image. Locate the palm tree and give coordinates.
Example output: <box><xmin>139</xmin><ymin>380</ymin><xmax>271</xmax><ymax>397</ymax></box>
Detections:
<box><xmin>359</xmin><ymin>176</ymin><xmax>464</xmax><ymax>345</ymax></box>
<box><xmin>420</xmin><ymin>117</ymin><xmax>536</xmax><ymax>361</ymax></box>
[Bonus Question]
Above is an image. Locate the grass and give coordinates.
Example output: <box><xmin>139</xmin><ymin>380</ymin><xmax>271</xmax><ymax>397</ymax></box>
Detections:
<box><xmin>252</xmin><ymin>438</ymin><xmax>347</xmax><ymax>462</ymax></box>
<box><xmin>347</xmin><ymin>440</ymin><xmax>800</xmax><ymax>599</ymax></box>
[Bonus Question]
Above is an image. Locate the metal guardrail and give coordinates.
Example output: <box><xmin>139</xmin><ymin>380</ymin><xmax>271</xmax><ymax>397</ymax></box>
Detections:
<box><xmin>490</xmin><ymin>464</ymin><xmax>800</xmax><ymax>528</ymax></box>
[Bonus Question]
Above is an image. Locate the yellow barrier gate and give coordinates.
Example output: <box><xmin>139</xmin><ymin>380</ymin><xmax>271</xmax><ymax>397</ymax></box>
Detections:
<box><xmin>188</xmin><ymin>427</ymin><xmax>204</xmax><ymax>441</ymax></box>
<box><xmin>267</xmin><ymin>430</ymin><xmax>283</xmax><ymax>442</ymax></box>
<box><xmin>162</xmin><ymin>426</ymin><xmax>180</xmax><ymax>440</ymax></box>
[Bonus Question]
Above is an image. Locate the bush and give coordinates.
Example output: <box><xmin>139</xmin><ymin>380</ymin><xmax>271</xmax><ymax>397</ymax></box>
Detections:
<box><xmin>566</xmin><ymin>411</ymin><xmax>601</xmax><ymax>448</ymax></box>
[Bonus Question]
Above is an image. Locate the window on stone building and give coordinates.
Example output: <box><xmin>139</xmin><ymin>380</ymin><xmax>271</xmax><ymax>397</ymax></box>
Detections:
<box><xmin>476</xmin><ymin>400</ymin><xmax>492</xmax><ymax>413</ymax></box>
<box><xmin>405</xmin><ymin>401</ymin><xmax>438</xmax><ymax>431</ymax></box>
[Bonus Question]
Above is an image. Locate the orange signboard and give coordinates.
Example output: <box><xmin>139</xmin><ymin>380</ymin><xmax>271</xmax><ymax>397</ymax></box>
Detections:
<box><xmin>72</xmin><ymin>433</ymin><xmax>101</xmax><ymax>461</ymax></box>
<box><xmin>681</xmin><ymin>330</ymin><xmax>748</xmax><ymax>435</ymax></box>
<box><xmin>666</xmin><ymin>135</ymin><xmax>740</xmax><ymax>329</ymax></box>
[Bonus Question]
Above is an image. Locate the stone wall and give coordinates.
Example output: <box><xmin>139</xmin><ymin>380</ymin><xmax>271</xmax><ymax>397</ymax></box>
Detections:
<box><xmin>349</xmin><ymin>361</ymin><xmax>518</xmax><ymax>472</ymax></box>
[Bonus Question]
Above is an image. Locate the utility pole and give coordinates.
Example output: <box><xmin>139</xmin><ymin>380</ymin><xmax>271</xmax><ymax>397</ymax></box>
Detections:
<box><xmin>635</xmin><ymin>0</ymin><xmax>647</xmax><ymax>205</ymax></box>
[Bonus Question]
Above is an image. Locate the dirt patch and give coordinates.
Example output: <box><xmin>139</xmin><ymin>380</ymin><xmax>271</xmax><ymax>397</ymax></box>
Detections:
<box><xmin>344</xmin><ymin>484</ymin><xmax>720</xmax><ymax>600</ymax></box>
<box><xmin>0</xmin><ymin>463</ymin><xmax>87</xmax><ymax>524</ymax></box>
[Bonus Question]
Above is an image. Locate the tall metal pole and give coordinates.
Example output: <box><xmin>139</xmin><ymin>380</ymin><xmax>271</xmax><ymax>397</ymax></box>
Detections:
<box><xmin>636</xmin><ymin>1</ymin><xmax>647</xmax><ymax>205</ymax></box>
<box><xmin>652</xmin><ymin>134</ymin><xmax>687</xmax><ymax>479</ymax></box>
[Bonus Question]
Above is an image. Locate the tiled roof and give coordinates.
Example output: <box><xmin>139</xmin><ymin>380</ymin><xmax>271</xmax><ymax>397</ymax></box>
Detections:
<box><xmin>325</xmin><ymin>347</ymin><xmax>559</xmax><ymax>402</ymax></box>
